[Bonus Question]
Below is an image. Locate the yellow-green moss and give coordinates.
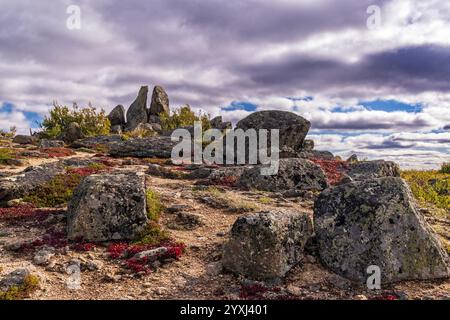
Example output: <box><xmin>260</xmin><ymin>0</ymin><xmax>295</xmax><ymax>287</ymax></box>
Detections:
<box><xmin>146</xmin><ymin>189</ymin><xmax>164</xmax><ymax>222</ymax></box>
<box><xmin>401</xmin><ymin>170</ymin><xmax>449</xmax><ymax>212</ymax></box>
<box><xmin>134</xmin><ymin>221</ymin><xmax>170</xmax><ymax>245</ymax></box>
<box><xmin>0</xmin><ymin>275</ymin><xmax>40</xmax><ymax>300</ymax></box>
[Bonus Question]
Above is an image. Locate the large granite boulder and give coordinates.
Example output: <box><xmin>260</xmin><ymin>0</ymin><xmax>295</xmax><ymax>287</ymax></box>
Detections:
<box><xmin>222</xmin><ymin>210</ymin><xmax>313</xmax><ymax>280</ymax></box>
<box><xmin>237</xmin><ymin>158</ymin><xmax>328</xmax><ymax>192</ymax></box>
<box><xmin>67</xmin><ymin>172</ymin><xmax>148</xmax><ymax>242</ymax></box>
<box><xmin>109</xmin><ymin>136</ymin><xmax>177</xmax><ymax>158</ymax></box>
<box><xmin>236</xmin><ymin>110</ymin><xmax>311</xmax><ymax>152</ymax></box>
<box><xmin>347</xmin><ymin>160</ymin><xmax>400</xmax><ymax>181</ymax></box>
<box><xmin>126</xmin><ymin>86</ymin><xmax>149</xmax><ymax>131</ymax></box>
<box><xmin>149</xmin><ymin>85</ymin><xmax>169</xmax><ymax>116</ymax></box>
<box><xmin>314</xmin><ymin>177</ymin><xmax>450</xmax><ymax>284</ymax></box>
<box><xmin>108</xmin><ymin>105</ymin><xmax>126</xmax><ymax>127</ymax></box>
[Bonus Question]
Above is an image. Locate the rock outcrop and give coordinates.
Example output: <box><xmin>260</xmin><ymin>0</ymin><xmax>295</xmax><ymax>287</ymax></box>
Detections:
<box><xmin>126</xmin><ymin>86</ymin><xmax>149</xmax><ymax>131</ymax></box>
<box><xmin>67</xmin><ymin>172</ymin><xmax>148</xmax><ymax>242</ymax></box>
<box><xmin>347</xmin><ymin>160</ymin><xmax>400</xmax><ymax>181</ymax></box>
<box><xmin>314</xmin><ymin>177</ymin><xmax>450</xmax><ymax>283</ymax></box>
<box><xmin>39</xmin><ymin>139</ymin><xmax>65</xmax><ymax>148</ymax></box>
<box><xmin>149</xmin><ymin>85</ymin><xmax>169</xmax><ymax>116</ymax></box>
<box><xmin>222</xmin><ymin>210</ymin><xmax>313</xmax><ymax>280</ymax></box>
<box><xmin>109</xmin><ymin>136</ymin><xmax>176</xmax><ymax>158</ymax></box>
<box><xmin>237</xmin><ymin>158</ymin><xmax>328</xmax><ymax>192</ymax></box>
<box><xmin>108</xmin><ymin>105</ymin><xmax>126</xmax><ymax>127</ymax></box>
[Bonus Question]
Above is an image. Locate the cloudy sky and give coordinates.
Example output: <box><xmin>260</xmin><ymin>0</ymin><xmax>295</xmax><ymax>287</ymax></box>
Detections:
<box><xmin>0</xmin><ymin>0</ymin><xmax>449</xmax><ymax>169</ymax></box>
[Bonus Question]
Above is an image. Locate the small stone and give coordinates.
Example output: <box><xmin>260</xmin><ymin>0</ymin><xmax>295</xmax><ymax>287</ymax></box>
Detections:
<box><xmin>33</xmin><ymin>247</ymin><xmax>55</xmax><ymax>266</ymax></box>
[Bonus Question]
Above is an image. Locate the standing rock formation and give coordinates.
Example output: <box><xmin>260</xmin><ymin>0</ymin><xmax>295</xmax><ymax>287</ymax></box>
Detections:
<box><xmin>108</xmin><ymin>105</ymin><xmax>126</xmax><ymax>127</ymax></box>
<box><xmin>149</xmin><ymin>85</ymin><xmax>170</xmax><ymax>117</ymax></box>
<box><xmin>314</xmin><ymin>177</ymin><xmax>450</xmax><ymax>283</ymax></box>
<box><xmin>126</xmin><ymin>86</ymin><xmax>149</xmax><ymax>131</ymax></box>
<box><xmin>222</xmin><ymin>210</ymin><xmax>313</xmax><ymax>281</ymax></box>
<box><xmin>67</xmin><ymin>172</ymin><xmax>148</xmax><ymax>242</ymax></box>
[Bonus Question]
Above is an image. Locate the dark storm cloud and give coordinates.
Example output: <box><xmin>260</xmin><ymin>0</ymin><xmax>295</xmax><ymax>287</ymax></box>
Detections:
<box><xmin>238</xmin><ymin>45</ymin><xmax>450</xmax><ymax>94</ymax></box>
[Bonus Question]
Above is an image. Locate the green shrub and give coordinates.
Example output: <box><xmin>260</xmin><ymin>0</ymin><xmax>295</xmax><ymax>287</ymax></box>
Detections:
<box><xmin>0</xmin><ymin>148</ymin><xmax>14</xmax><ymax>164</ymax></box>
<box><xmin>41</xmin><ymin>102</ymin><xmax>110</xmax><ymax>138</ymax></box>
<box><xmin>440</xmin><ymin>162</ymin><xmax>450</xmax><ymax>174</ymax></box>
<box><xmin>146</xmin><ymin>189</ymin><xmax>164</xmax><ymax>221</ymax></box>
<box><xmin>159</xmin><ymin>105</ymin><xmax>210</xmax><ymax>131</ymax></box>
<box><xmin>401</xmin><ymin>170</ymin><xmax>449</xmax><ymax>211</ymax></box>
<box><xmin>134</xmin><ymin>221</ymin><xmax>170</xmax><ymax>245</ymax></box>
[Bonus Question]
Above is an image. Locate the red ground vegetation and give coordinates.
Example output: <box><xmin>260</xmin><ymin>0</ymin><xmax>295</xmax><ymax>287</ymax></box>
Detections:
<box><xmin>40</xmin><ymin>148</ymin><xmax>76</xmax><ymax>158</ymax></box>
<box><xmin>311</xmin><ymin>158</ymin><xmax>349</xmax><ymax>186</ymax></box>
<box><xmin>107</xmin><ymin>241</ymin><xmax>185</xmax><ymax>273</ymax></box>
<box><xmin>0</xmin><ymin>204</ymin><xmax>57</xmax><ymax>225</ymax></box>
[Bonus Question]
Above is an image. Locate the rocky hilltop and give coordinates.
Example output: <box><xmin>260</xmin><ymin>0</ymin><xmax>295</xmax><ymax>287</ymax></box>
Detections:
<box><xmin>0</xmin><ymin>86</ymin><xmax>449</xmax><ymax>300</ymax></box>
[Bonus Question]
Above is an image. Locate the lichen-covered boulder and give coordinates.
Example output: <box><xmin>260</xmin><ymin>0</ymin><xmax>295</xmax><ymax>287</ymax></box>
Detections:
<box><xmin>126</xmin><ymin>86</ymin><xmax>149</xmax><ymax>131</ymax></box>
<box><xmin>314</xmin><ymin>177</ymin><xmax>450</xmax><ymax>283</ymax></box>
<box><xmin>347</xmin><ymin>160</ymin><xmax>400</xmax><ymax>181</ymax></box>
<box><xmin>39</xmin><ymin>139</ymin><xmax>65</xmax><ymax>148</ymax></box>
<box><xmin>149</xmin><ymin>85</ymin><xmax>169</xmax><ymax>116</ymax></box>
<box><xmin>236</xmin><ymin>110</ymin><xmax>311</xmax><ymax>152</ymax></box>
<box><xmin>109</xmin><ymin>136</ymin><xmax>176</xmax><ymax>158</ymax></box>
<box><xmin>237</xmin><ymin>158</ymin><xmax>328</xmax><ymax>192</ymax></box>
<box><xmin>67</xmin><ymin>172</ymin><xmax>148</xmax><ymax>242</ymax></box>
<box><xmin>108</xmin><ymin>104</ymin><xmax>126</xmax><ymax>127</ymax></box>
<box><xmin>222</xmin><ymin>210</ymin><xmax>313</xmax><ymax>280</ymax></box>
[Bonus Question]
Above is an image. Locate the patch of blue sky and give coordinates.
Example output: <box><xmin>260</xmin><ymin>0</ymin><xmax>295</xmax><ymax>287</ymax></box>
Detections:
<box><xmin>0</xmin><ymin>102</ymin><xmax>43</xmax><ymax>128</ymax></box>
<box><xmin>359</xmin><ymin>99</ymin><xmax>423</xmax><ymax>113</ymax></box>
<box><xmin>220</xmin><ymin>101</ymin><xmax>257</xmax><ymax>112</ymax></box>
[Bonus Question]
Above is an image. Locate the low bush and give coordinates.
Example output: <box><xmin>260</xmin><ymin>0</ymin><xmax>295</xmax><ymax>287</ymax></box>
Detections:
<box><xmin>159</xmin><ymin>105</ymin><xmax>210</xmax><ymax>131</ymax></box>
<box><xmin>401</xmin><ymin>170</ymin><xmax>449</xmax><ymax>211</ymax></box>
<box><xmin>441</xmin><ymin>162</ymin><xmax>450</xmax><ymax>174</ymax></box>
<box><xmin>0</xmin><ymin>148</ymin><xmax>14</xmax><ymax>164</ymax></box>
<box><xmin>40</xmin><ymin>102</ymin><xmax>110</xmax><ymax>139</ymax></box>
